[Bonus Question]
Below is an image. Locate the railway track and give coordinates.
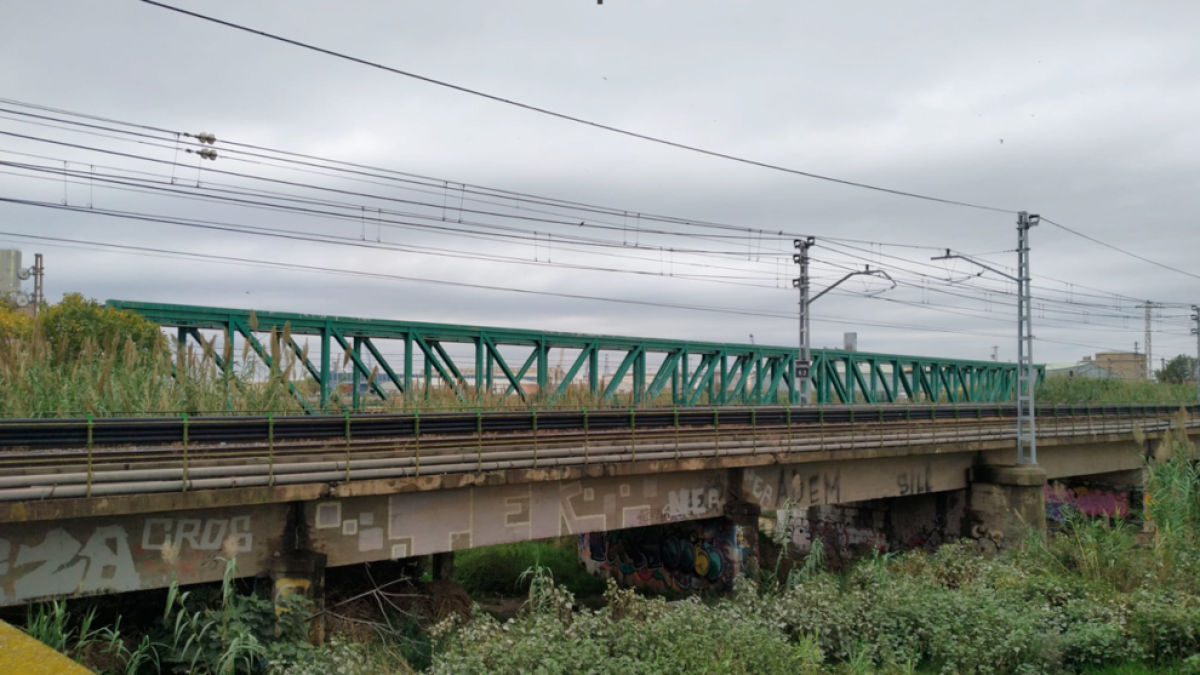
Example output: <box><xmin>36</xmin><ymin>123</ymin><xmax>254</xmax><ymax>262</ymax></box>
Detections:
<box><xmin>0</xmin><ymin>404</ymin><xmax>1192</xmax><ymax>502</ymax></box>
<box><xmin>0</xmin><ymin>402</ymin><xmax>1190</xmax><ymax>448</ymax></box>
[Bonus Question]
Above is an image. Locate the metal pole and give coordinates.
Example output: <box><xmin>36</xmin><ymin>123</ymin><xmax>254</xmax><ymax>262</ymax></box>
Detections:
<box><xmin>1192</xmin><ymin>305</ymin><xmax>1199</xmax><ymax>401</ymax></box>
<box><xmin>1016</xmin><ymin>212</ymin><xmax>1038</xmax><ymax>464</ymax></box>
<box><xmin>793</xmin><ymin>237</ymin><xmax>814</xmax><ymax>404</ymax></box>
<box><xmin>32</xmin><ymin>253</ymin><xmax>43</xmax><ymax>316</ymax></box>
<box><xmin>1144</xmin><ymin>301</ymin><xmax>1153</xmax><ymax>380</ymax></box>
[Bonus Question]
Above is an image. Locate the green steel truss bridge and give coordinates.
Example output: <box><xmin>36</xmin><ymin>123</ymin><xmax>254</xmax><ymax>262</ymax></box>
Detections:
<box><xmin>108</xmin><ymin>301</ymin><xmax>1040</xmax><ymax>412</ymax></box>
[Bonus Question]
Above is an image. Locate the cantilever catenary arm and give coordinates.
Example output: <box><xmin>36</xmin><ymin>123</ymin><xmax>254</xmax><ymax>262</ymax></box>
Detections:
<box><xmin>931</xmin><ymin>249</ymin><xmax>1018</xmax><ymax>282</ymax></box>
<box><xmin>810</xmin><ymin>265</ymin><xmax>897</xmax><ymax>302</ymax></box>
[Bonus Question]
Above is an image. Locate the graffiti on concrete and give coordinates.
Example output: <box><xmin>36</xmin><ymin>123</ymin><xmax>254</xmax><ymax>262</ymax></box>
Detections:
<box><xmin>579</xmin><ymin>519</ymin><xmax>747</xmax><ymax>592</ymax></box>
<box><xmin>0</xmin><ymin>506</ymin><xmax>284</xmax><ymax>607</ymax></box>
<box><xmin>742</xmin><ymin>467</ymin><xmax>840</xmax><ymax>510</ymax></box>
<box><xmin>742</xmin><ymin>455</ymin><xmax>971</xmax><ymax>511</ymax></box>
<box><xmin>896</xmin><ymin>464</ymin><xmax>933</xmax><ymax>496</ymax></box>
<box><xmin>779</xmin><ymin>508</ymin><xmax>887</xmax><ymax>556</ymax></box>
<box><xmin>313</xmin><ymin>470</ymin><xmax>729</xmax><ymax>567</ymax></box>
<box><xmin>1045</xmin><ymin>483</ymin><xmax>1130</xmax><ymax>521</ymax></box>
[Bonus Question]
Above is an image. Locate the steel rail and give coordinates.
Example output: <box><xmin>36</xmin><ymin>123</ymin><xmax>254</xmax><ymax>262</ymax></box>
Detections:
<box><xmin>0</xmin><ymin>402</ymin><xmax>1192</xmax><ymax>449</ymax></box>
<box><xmin>0</xmin><ymin>417</ymin><xmax>1019</xmax><ymax>478</ymax></box>
<box><xmin>0</xmin><ymin>416</ymin><xmax>1012</xmax><ymax>469</ymax></box>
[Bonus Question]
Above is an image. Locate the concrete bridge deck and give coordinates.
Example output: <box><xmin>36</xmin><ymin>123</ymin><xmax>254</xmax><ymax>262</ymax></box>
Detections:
<box><xmin>0</xmin><ymin>405</ymin><xmax>1196</xmax><ymax>608</ymax></box>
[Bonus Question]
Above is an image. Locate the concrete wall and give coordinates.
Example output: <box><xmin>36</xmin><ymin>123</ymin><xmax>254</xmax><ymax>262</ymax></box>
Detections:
<box><xmin>0</xmin><ymin>471</ymin><xmax>730</xmax><ymax>607</ymax></box>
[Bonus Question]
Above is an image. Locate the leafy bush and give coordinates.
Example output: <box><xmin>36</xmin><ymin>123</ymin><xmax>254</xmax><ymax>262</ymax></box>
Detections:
<box><xmin>1038</xmin><ymin>376</ymin><xmax>1195</xmax><ymax>404</ymax></box>
<box><xmin>430</xmin><ymin>576</ymin><xmax>822</xmax><ymax>675</ymax></box>
<box><xmin>0</xmin><ymin>302</ymin><xmax>32</xmax><ymax>341</ymax></box>
<box><xmin>37</xmin><ymin>293</ymin><xmax>162</xmax><ymax>362</ymax></box>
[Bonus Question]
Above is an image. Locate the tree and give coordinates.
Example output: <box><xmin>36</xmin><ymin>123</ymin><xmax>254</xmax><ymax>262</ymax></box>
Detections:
<box><xmin>36</xmin><ymin>293</ymin><xmax>162</xmax><ymax>361</ymax></box>
<box><xmin>1155</xmin><ymin>354</ymin><xmax>1197</xmax><ymax>385</ymax></box>
<box><xmin>0</xmin><ymin>303</ymin><xmax>32</xmax><ymax>341</ymax></box>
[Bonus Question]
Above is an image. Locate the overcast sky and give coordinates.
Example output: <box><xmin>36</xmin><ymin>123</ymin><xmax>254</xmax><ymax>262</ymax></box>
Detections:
<box><xmin>1</xmin><ymin>0</ymin><xmax>1199</xmax><ymax>368</ymax></box>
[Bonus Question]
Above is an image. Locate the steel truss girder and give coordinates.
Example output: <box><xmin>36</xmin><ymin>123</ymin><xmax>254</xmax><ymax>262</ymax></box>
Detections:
<box><xmin>113</xmin><ymin>301</ymin><xmax>1039</xmax><ymax>413</ymax></box>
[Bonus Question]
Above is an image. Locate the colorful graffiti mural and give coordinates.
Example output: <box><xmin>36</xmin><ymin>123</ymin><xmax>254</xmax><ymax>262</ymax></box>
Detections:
<box><xmin>1044</xmin><ymin>483</ymin><xmax>1130</xmax><ymax>522</ymax></box>
<box><xmin>579</xmin><ymin>519</ymin><xmax>750</xmax><ymax>593</ymax></box>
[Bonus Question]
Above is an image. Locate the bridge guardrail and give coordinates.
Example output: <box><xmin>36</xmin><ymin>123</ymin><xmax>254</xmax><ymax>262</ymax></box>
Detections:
<box><xmin>0</xmin><ymin>403</ymin><xmax>1194</xmax><ymax>449</ymax></box>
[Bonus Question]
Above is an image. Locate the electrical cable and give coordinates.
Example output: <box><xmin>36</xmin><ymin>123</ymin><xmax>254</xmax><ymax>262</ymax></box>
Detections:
<box><xmin>138</xmin><ymin>0</ymin><xmax>1015</xmax><ymax>215</ymax></box>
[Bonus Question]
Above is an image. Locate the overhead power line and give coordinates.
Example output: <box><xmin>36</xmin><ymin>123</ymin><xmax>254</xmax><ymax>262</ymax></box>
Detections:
<box><xmin>1041</xmin><ymin>217</ymin><xmax>1200</xmax><ymax>284</ymax></box>
<box><xmin>0</xmin><ymin>226</ymin><xmax>1134</xmax><ymax>354</ymax></box>
<box><xmin>2</xmin><ymin>97</ymin><xmax>1189</xmax><ymax>355</ymax></box>
<box><xmin>139</xmin><ymin>0</ymin><xmax>1014</xmax><ymax>215</ymax></box>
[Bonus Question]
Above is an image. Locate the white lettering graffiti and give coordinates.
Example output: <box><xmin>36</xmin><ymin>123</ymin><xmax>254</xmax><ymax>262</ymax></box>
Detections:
<box><xmin>8</xmin><ymin>527</ymin><xmax>138</xmax><ymax>602</ymax></box>
<box><xmin>748</xmin><ymin>472</ymin><xmax>775</xmax><ymax>510</ymax></box>
<box><xmin>664</xmin><ymin>487</ymin><xmax>721</xmax><ymax>519</ymax></box>
<box><xmin>141</xmin><ymin>516</ymin><xmax>252</xmax><ymax>552</ymax></box>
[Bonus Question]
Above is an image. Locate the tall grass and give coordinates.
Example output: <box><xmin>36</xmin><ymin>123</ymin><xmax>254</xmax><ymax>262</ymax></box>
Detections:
<box><xmin>0</xmin><ymin>327</ymin><xmax>304</xmax><ymax>417</ymax></box>
<box><xmin>1038</xmin><ymin>375</ymin><xmax>1197</xmax><ymax>404</ymax></box>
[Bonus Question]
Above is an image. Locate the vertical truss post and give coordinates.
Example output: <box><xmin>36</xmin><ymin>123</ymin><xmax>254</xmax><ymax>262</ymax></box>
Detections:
<box><xmin>423</xmin><ymin>344</ymin><xmax>432</xmax><ymax>400</ymax></box>
<box><xmin>485</xmin><ymin>340</ymin><xmax>495</xmax><ymax>394</ymax></box>
<box><xmin>588</xmin><ymin>346</ymin><xmax>598</xmax><ymax>397</ymax></box>
<box><xmin>1016</xmin><ymin>211</ymin><xmax>1039</xmax><ymax>464</ymax></box>
<box><xmin>403</xmin><ymin>333</ymin><xmax>413</xmax><ymax>397</ymax></box>
<box><xmin>633</xmin><ymin>350</ymin><xmax>646</xmax><ymax>405</ymax></box>
<box><xmin>718</xmin><ymin>355</ymin><xmax>728</xmax><ymax>404</ymax></box>
<box><xmin>536</xmin><ymin>340</ymin><xmax>548</xmax><ymax>401</ymax></box>
<box><xmin>474</xmin><ymin>337</ymin><xmax>485</xmax><ymax>400</ymax></box>
<box><xmin>320</xmin><ymin>322</ymin><xmax>332</xmax><ymax>410</ymax></box>
<box><xmin>352</xmin><ymin>336</ymin><xmax>363</xmax><ymax>411</ymax></box>
<box><xmin>679</xmin><ymin>349</ymin><xmax>689</xmax><ymax>405</ymax></box>
<box><xmin>700</xmin><ymin>355</ymin><xmax>710</xmax><ymax>401</ymax></box>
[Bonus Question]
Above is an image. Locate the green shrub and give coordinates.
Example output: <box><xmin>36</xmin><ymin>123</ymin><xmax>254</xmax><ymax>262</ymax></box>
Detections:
<box><xmin>37</xmin><ymin>293</ymin><xmax>162</xmax><ymax>362</ymax></box>
<box><xmin>454</xmin><ymin>539</ymin><xmax>605</xmax><ymax>598</ymax></box>
<box><xmin>430</xmin><ymin>577</ymin><xmax>823</xmax><ymax>675</ymax></box>
<box><xmin>1038</xmin><ymin>376</ymin><xmax>1195</xmax><ymax>404</ymax></box>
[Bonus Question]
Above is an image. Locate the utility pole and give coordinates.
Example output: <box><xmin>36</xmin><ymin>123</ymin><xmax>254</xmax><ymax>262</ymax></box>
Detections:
<box><xmin>932</xmin><ymin>211</ymin><xmax>1039</xmax><ymax>464</ymax></box>
<box><xmin>1192</xmin><ymin>305</ymin><xmax>1200</xmax><ymax>401</ymax></box>
<box><xmin>1015</xmin><ymin>212</ymin><xmax>1037</xmax><ymax>465</ymax></box>
<box><xmin>1143</xmin><ymin>301</ymin><xmax>1153</xmax><ymax>380</ymax></box>
<box><xmin>792</xmin><ymin>238</ymin><xmax>895</xmax><ymax>405</ymax></box>
<box><xmin>31</xmin><ymin>253</ymin><xmax>43</xmax><ymax>316</ymax></box>
<box><xmin>793</xmin><ymin>238</ymin><xmax>814</xmax><ymax>405</ymax></box>
<box><xmin>991</xmin><ymin>345</ymin><xmax>998</xmax><ymax>362</ymax></box>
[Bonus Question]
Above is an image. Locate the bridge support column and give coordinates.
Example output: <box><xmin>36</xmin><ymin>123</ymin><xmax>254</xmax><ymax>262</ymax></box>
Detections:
<box><xmin>269</xmin><ymin>550</ymin><xmax>327</xmax><ymax>646</ymax></box>
<box><xmin>969</xmin><ymin>465</ymin><xmax>1048</xmax><ymax>543</ymax></box>
<box><xmin>431</xmin><ymin>551</ymin><xmax>456</xmax><ymax>581</ymax></box>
